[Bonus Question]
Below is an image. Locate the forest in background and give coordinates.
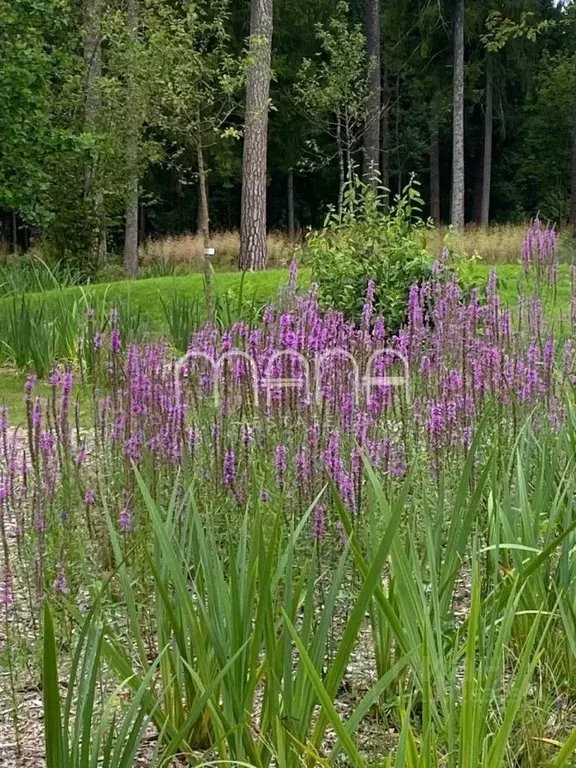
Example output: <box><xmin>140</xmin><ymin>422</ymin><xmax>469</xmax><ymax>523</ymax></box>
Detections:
<box><xmin>1</xmin><ymin>0</ymin><xmax>576</xmax><ymax>274</ymax></box>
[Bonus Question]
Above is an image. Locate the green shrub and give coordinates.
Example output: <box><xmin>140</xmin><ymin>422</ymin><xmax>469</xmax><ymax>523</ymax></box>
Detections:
<box><xmin>303</xmin><ymin>176</ymin><xmax>433</xmax><ymax>332</ymax></box>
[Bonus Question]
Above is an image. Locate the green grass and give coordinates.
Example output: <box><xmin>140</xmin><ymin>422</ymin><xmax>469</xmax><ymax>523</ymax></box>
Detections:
<box><xmin>0</xmin><ymin>262</ymin><xmax>571</xmax><ymax>337</ymax></box>
<box><xmin>0</xmin><ymin>261</ymin><xmax>572</xmax><ymax>425</ymax></box>
<box><xmin>0</xmin><ymin>371</ymin><xmax>92</xmax><ymax>425</ymax></box>
<box><xmin>0</xmin><ymin>269</ymin><xmax>298</xmax><ymax>334</ymax></box>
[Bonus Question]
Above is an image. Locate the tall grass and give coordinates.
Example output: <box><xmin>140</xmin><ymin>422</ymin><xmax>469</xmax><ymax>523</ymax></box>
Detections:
<box><xmin>0</xmin><ymin>253</ymin><xmax>84</xmax><ymax>296</ymax></box>
<box><xmin>140</xmin><ymin>231</ymin><xmax>296</xmax><ymax>272</ymax></box>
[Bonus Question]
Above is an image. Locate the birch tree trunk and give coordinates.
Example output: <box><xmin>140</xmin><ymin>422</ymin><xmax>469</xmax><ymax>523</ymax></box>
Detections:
<box><xmin>450</xmin><ymin>0</ymin><xmax>465</xmax><ymax>229</ymax></box>
<box><xmin>363</xmin><ymin>0</ymin><xmax>380</xmax><ymax>189</ymax></box>
<box><xmin>84</xmin><ymin>0</ymin><xmax>107</xmax><ymax>266</ymax></box>
<box><xmin>123</xmin><ymin>0</ymin><xmax>139</xmax><ymax>279</ymax></box>
<box><xmin>239</xmin><ymin>0</ymin><xmax>273</xmax><ymax>271</ymax></box>
<box><xmin>480</xmin><ymin>52</ymin><xmax>493</xmax><ymax>228</ymax></box>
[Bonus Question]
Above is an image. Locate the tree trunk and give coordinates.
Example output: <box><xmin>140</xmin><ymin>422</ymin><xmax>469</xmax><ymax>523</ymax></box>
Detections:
<box><xmin>197</xmin><ymin>144</ymin><xmax>213</xmax><ymax>320</ymax></box>
<box><xmin>381</xmin><ymin>65</ymin><xmax>390</xmax><ymax>209</ymax></box>
<box><xmin>363</xmin><ymin>0</ymin><xmax>380</xmax><ymax>189</ymax></box>
<box><xmin>337</xmin><ymin>108</ymin><xmax>345</xmax><ymax>211</ymax></box>
<box><xmin>571</xmin><ymin>97</ymin><xmax>576</xmax><ymax>238</ymax></box>
<box><xmin>287</xmin><ymin>168</ymin><xmax>295</xmax><ymax>239</ymax></box>
<box><xmin>395</xmin><ymin>77</ymin><xmax>402</xmax><ymax>193</ymax></box>
<box><xmin>83</xmin><ymin>0</ymin><xmax>107</xmax><ymax>267</ymax></box>
<box><xmin>12</xmin><ymin>212</ymin><xmax>17</xmax><ymax>254</ymax></box>
<box><xmin>196</xmin><ymin>148</ymin><xmax>209</xmax><ymax>239</ymax></box>
<box><xmin>450</xmin><ymin>0</ymin><xmax>465</xmax><ymax>229</ymax></box>
<box><xmin>472</xmin><ymin>150</ymin><xmax>483</xmax><ymax>224</ymax></box>
<box><xmin>481</xmin><ymin>52</ymin><xmax>493</xmax><ymax>228</ymax></box>
<box><xmin>139</xmin><ymin>202</ymin><xmax>146</xmax><ymax>244</ymax></box>
<box><xmin>430</xmin><ymin>115</ymin><xmax>441</xmax><ymax>225</ymax></box>
<box><xmin>239</xmin><ymin>0</ymin><xmax>273</xmax><ymax>271</ymax></box>
<box><xmin>123</xmin><ymin>0</ymin><xmax>139</xmax><ymax>279</ymax></box>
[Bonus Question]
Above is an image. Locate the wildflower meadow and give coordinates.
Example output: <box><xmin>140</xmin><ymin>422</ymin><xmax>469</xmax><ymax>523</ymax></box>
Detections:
<box><xmin>3</xmin><ymin>220</ymin><xmax>576</xmax><ymax>766</ymax></box>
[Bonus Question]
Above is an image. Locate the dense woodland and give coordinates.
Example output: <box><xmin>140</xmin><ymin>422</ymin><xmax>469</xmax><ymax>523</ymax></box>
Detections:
<box><xmin>1</xmin><ymin>0</ymin><xmax>576</xmax><ymax>273</ymax></box>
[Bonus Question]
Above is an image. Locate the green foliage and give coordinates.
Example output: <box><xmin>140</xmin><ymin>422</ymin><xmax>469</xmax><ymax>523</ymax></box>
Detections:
<box><xmin>100</xmin><ymin>469</ymin><xmax>410</xmax><ymax>766</ymax></box>
<box><xmin>518</xmin><ymin>51</ymin><xmax>576</xmax><ymax>223</ymax></box>
<box><xmin>304</xmin><ymin>176</ymin><xmax>433</xmax><ymax>331</ymax></box>
<box><xmin>43</xmin><ymin>601</ymin><xmax>157</xmax><ymax>768</ymax></box>
<box><xmin>160</xmin><ymin>292</ymin><xmax>202</xmax><ymax>352</ymax></box>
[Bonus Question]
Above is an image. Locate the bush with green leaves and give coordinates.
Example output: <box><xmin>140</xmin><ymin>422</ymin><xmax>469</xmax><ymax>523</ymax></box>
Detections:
<box><xmin>303</xmin><ymin>176</ymin><xmax>433</xmax><ymax>332</ymax></box>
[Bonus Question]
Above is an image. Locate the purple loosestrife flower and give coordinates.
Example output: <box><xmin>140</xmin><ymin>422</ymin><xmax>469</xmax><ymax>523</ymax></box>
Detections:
<box><xmin>111</xmin><ymin>328</ymin><xmax>122</xmax><ymax>354</ymax></box>
<box><xmin>313</xmin><ymin>504</ymin><xmax>325</xmax><ymax>541</ymax></box>
<box><xmin>187</xmin><ymin>425</ymin><xmax>200</xmax><ymax>448</ymax></box>
<box><xmin>40</xmin><ymin>431</ymin><xmax>54</xmax><ymax>456</ymax></box>
<box><xmin>295</xmin><ymin>446</ymin><xmax>311</xmax><ymax>486</ymax></box>
<box><xmin>53</xmin><ymin>561</ymin><xmax>69</xmax><ymax>596</ymax></box>
<box><xmin>119</xmin><ymin>507</ymin><xmax>132</xmax><ymax>533</ymax></box>
<box><xmin>224</xmin><ymin>448</ymin><xmax>236</xmax><ymax>487</ymax></box>
<box><xmin>48</xmin><ymin>370</ymin><xmax>60</xmax><ymax>387</ymax></box>
<box><xmin>84</xmin><ymin>488</ymin><xmax>96</xmax><ymax>506</ymax></box>
<box><xmin>93</xmin><ymin>332</ymin><xmax>103</xmax><ymax>351</ymax></box>
<box><xmin>275</xmin><ymin>444</ymin><xmax>287</xmax><ymax>489</ymax></box>
<box><xmin>260</xmin><ymin>489</ymin><xmax>270</xmax><ymax>503</ymax></box>
<box><xmin>25</xmin><ymin>373</ymin><xmax>37</xmax><ymax>402</ymax></box>
<box><xmin>62</xmin><ymin>371</ymin><xmax>73</xmax><ymax>393</ymax></box>
<box><xmin>32</xmin><ymin>398</ymin><xmax>42</xmax><ymax>429</ymax></box>
<box><xmin>242</xmin><ymin>423</ymin><xmax>254</xmax><ymax>448</ymax></box>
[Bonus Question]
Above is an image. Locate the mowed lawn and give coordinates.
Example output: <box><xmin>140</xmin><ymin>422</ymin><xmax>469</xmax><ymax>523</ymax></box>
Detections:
<box><xmin>0</xmin><ymin>261</ymin><xmax>572</xmax><ymax>332</ymax></box>
<box><xmin>0</xmin><ymin>269</ymin><xmax>296</xmax><ymax>334</ymax></box>
<box><xmin>0</xmin><ymin>261</ymin><xmax>573</xmax><ymax>422</ymax></box>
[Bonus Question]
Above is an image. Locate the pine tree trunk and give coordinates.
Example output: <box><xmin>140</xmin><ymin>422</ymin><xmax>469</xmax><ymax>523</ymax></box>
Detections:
<box><xmin>430</xmin><ymin>116</ymin><xmax>441</xmax><ymax>225</ymax></box>
<box><xmin>381</xmin><ymin>65</ymin><xmax>390</xmax><ymax>209</ymax></box>
<box><xmin>287</xmin><ymin>168</ymin><xmax>295</xmax><ymax>239</ymax></box>
<box><xmin>363</xmin><ymin>0</ymin><xmax>380</xmax><ymax>189</ymax></box>
<box><xmin>481</xmin><ymin>53</ymin><xmax>493</xmax><ymax>228</ymax></box>
<box><xmin>84</xmin><ymin>0</ymin><xmax>107</xmax><ymax>267</ymax></box>
<box><xmin>123</xmin><ymin>0</ymin><xmax>139</xmax><ymax>279</ymax></box>
<box><xmin>239</xmin><ymin>0</ymin><xmax>273</xmax><ymax>271</ymax></box>
<box><xmin>571</xmin><ymin>98</ymin><xmax>576</xmax><ymax>238</ymax></box>
<box><xmin>450</xmin><ymin>0</ymin><xmax>465</xmax><ymax>229</ymax></box>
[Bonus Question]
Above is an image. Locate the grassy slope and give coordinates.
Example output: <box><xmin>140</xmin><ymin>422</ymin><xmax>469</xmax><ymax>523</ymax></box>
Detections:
<box><xmin>0</xmin><ymin>269</ymin><xmax>295</xmax><ymax>332</ymax></box>
<box><xmin>0</xmin><ymin>262</ymin><xmax>571</xmax><ymax>329</ymax></box>
<box><xmin>0</xmin><ymin>261</ymin><xmax>573</xmax><ymax>423</ymax></box>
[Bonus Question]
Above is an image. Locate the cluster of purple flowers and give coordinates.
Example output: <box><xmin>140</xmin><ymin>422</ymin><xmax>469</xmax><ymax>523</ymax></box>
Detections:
<box><xmin>521</xmin><ymin>217</ymin><xmax>557</xmax><ymax>284</ymax></box>
<box><xmin>0</xmin><ymin>238</ymin><xmax>573</xmax><ymax>607</ymax></box>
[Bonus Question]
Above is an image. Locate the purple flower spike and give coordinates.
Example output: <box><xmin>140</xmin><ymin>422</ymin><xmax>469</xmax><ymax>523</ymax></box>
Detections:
<box><xmin>275</xmin><ymin>444</ymin><xmax>287</xmax><ymax>489</ymax></box>
<box><xmin>111</xmin><ymin>328</ymin><xmax>122</xmax><ymax>354</ymax></box>
<box><xmin>84</xmin><ymin>488</ymin><xmax>96</xmax><ymax>506</ymax></box>
<box><xmin>224</xmin><ymin>448</ymin><xmax>236</xmax><ymax>487</ymax></box>
<box><xmin>313</xmin><ymin>504</ymin><xmax>325</xmax><ymax>541</ymax></box>
<box><xmin>53</xmin><ymin>561</ymin><xmax>69</xmax><ymax>596</ymax></box>
<box><xmin>119</xmin><ymin>507</ymin><xmax>132</xmax><ymax>533</ymax></box>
